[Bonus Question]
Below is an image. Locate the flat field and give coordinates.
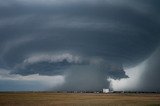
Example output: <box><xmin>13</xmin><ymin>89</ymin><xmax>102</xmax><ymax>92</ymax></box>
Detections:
<box><xmin>0</xmin><ymin>93</ymin><xmax>160</xmax><ymax>106</ymax></box>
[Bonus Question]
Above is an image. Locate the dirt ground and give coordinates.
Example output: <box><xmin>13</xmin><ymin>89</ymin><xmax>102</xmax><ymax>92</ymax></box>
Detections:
<box><xmin>0</xmin><ymin>93</ymin><xmax>160</xmax><ymax>106</ymax></box>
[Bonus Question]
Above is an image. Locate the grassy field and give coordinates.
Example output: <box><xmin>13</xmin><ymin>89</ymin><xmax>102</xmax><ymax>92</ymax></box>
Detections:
<box><xmin>0</xmin><ymin>93</ymin><xmax>160</xmax><ymax>106</ymax></box>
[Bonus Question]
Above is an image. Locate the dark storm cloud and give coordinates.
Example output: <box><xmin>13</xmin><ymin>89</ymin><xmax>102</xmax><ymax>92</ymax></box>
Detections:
<box><xmin>0</xmin><ymin>0</ymin><xmax>160</xmax><ymax>91</ymax></box>
<box><xmin>55</xmin><ymin>64</ymin><xmax>128</xmax><ymax>91</ymax></box>
<box><xmin>0</xmin><ymin>0</ymin><xmax>159</xmax><ymax>65</ymax></box>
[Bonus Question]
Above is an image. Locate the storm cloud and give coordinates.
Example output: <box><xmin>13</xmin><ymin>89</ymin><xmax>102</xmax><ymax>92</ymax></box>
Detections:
<box><xmin>0</xmin><ymin>0</ymin><xmax>160</xmax><ymax>91</ymax></box>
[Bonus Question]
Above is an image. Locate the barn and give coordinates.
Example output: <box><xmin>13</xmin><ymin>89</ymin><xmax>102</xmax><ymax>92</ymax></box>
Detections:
<box><xmin>103</xmin><ymin>89</ymin><xmax>109</xmax><ymax>93</ymax></box>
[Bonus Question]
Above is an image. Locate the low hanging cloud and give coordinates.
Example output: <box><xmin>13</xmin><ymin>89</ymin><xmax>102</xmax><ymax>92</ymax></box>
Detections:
<box><xmin>0</xmin><ymin>0</ymin><xmax>160</xmax><ymax>91</ymax></box>
<box><xmin>110</xmin><ymin>47</ymin><xmax>160</xmax><ymax>92</ymax></box>
<box><xmin>24</xmin><ymin>53</ymin><xmax>82</xmax><ymax>64</ymax></box>
<box><xmin>0</xmin><ymin>68</ymin><xmax>65</xmax><ymax>91</ymax></box>
<box><xmin>11</xmin><ymin>53</ymin><xmax>85</xmax><ymax>75</ymax></box>
<box><xmin>9</xmin><ymin>53</ymin><xmax>128</xmax><ymax>91</ymax></box>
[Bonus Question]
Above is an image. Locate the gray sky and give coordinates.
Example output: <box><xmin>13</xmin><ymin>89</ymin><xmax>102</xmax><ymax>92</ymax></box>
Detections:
<box><xmin>0</xmin><ymin>0</ymin><xmax>160</xmax><ymax>91</ymax></box>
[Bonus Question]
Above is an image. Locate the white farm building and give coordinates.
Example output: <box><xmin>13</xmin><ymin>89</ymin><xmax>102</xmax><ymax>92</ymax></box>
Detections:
<box><xmin>103</xmin><ymin>89</ymin><xmax>109</xmax><ymax>93</ymax></box>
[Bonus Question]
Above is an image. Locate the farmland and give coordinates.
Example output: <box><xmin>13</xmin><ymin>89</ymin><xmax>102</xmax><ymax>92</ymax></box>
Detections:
<box><xmin>0</xmin><ymin>92</ymin><xmax>160</xmax><ymax>106</ymax></box>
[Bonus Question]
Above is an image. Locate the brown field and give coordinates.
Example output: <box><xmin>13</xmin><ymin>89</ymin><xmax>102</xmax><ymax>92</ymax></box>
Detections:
<box><xmin>0</xmin><ymin>93</ymin><xmax>160</xmax><ymax>106</ymax></box>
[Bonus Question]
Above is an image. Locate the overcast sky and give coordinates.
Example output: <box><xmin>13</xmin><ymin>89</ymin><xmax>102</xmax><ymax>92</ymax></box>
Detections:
<box><xmin>0</xmin><ymin>0</ymin><xmax>160</xmax><ymax>91</ymax></box>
